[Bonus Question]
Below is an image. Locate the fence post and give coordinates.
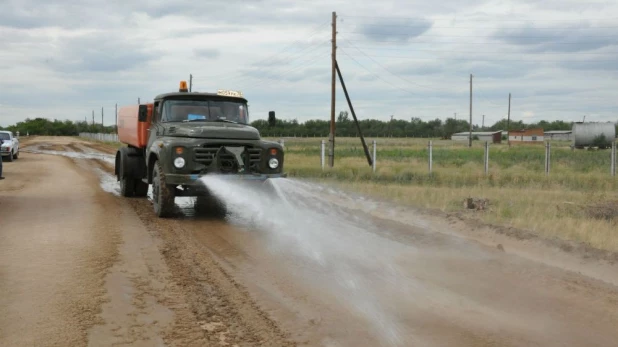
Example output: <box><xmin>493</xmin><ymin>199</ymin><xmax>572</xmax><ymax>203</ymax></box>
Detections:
<box><xmin>428</xmin><ymin>140</ymin><xmax>433</xmax><ymax>174</ymax></box>
<box><xmin>484</xmin><ymin>141</ymin><xmax>489</xmax><ymax>175</ymax></box>
<box><xmin>545</xmin><ymin>141</ymin><xmax>551</xmax><ymax>176</ymax></box>
<box><xmin>611</xmin><ymin>141</ymin><xmax>616</xmax><ymax>177</ymax></box>
<box><xmin>372</xmin><ymin>140</ymin><xmax>377</xmax><ymax>173</ymax></box>
<box><xmin>321</xmin><ymin>140</ymin><xmax>326</xmax><ymax>171</ymax></box>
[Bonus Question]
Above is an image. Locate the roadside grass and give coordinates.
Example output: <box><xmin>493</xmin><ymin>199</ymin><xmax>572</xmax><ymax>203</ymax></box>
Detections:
<box><xmin>82</xmin><ymin>135</ymin><xmax>618</xmax><ymax>252</ymax></box>
<box><xmin>271</xmin><ymin>136</ymin><xmax>618</xmax><ymax>252</ymax></box>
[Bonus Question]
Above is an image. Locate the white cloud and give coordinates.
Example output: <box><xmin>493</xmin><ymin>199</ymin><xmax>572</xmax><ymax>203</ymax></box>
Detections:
<box><xmin>1</xmin><ymin>0</ymin><xmax>618</xmax><ymax>128</ymax></box>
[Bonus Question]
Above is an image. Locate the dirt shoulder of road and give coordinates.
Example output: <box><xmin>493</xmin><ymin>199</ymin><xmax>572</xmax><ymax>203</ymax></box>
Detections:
<box><xmin>0</xmin><ymin>151</ymin><xmax>122</xmax><ymax>346</ymax></box>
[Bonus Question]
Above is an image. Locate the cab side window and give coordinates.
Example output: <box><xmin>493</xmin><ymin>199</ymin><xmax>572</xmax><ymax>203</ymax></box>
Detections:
<box><xmin>160</xmin><ymin>103</ymin><xmax>170</xmax><ymax>122</ymax></box>
<box><xmin>153</xmin><ymin>102</ymin><xmax>161</xmax><ymax>123</ymax></box>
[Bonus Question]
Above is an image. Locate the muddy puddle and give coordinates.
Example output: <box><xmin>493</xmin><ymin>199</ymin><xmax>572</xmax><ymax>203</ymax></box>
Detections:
<box><xmin>23</xmin><ymin>144</ymin><xmax>115</xmax><ymax>165</ymax></box>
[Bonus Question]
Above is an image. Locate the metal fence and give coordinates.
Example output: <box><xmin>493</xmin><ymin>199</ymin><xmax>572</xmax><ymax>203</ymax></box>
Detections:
<box><xmin>78</xmin><ymin>132</ymin><xmax>617</xmax><ymax>177</ymax></box>
<box><xmin>79</xmin><ymin>132</ymin><xmax>118</xmax><ymax>142</ymax></box>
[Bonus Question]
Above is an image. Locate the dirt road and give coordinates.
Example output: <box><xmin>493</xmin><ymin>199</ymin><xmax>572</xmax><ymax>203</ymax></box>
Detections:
<box><xmin>1</xmin><ymin>136</ymin><xmax>618</xmax><ymax>347</ymax></box>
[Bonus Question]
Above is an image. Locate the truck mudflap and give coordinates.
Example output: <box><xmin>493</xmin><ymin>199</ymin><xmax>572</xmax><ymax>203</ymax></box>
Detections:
<box><xmin>164</xmin><ymin>172</ymin><xmax>287</xmax><ymax>186</ymax></box>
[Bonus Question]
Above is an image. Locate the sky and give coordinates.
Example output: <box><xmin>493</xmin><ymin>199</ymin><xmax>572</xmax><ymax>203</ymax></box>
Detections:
<box><xmin>1</xmin><ymin>0</ymin><xmax>618</xmax><ymax>128</ymax></box>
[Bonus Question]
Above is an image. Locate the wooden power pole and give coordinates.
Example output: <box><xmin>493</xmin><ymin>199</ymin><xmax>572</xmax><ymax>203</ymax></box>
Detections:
<box><xmin>329</xmin><ymin>11</ymin><xmax>337</xmax><ymax>167</ymax></box>
<box><xmin>189</xmin><ymin>74</ymin><xmax>193</xmax><ymax>92</ymax></box>
<box><xmin>507</xmin><ymin>92</ymin><xmax>511</xmax><ymax>147</ymax></box>
<box><xmin>469</xmin><ymin>73</ymin><xmax>473</xmax><ymax>147</ymax></box>
<box><xmin>101</xmin><ymin>107</ymin><xmax>104</xmax><ymax>127</ymax></box>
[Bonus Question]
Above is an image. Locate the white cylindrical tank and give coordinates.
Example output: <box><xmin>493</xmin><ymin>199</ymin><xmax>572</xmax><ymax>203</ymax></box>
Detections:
<box><xmin>572</xmin><ymin>122</ymin><xmax>616</xmax><ymax>147</ymax></box>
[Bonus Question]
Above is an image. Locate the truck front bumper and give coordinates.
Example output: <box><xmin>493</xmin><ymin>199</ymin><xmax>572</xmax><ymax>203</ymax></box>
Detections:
<box><xmin>165</xmin><ymin>172</ymin><xmax>287</xmax><ymax>186</ymax></box>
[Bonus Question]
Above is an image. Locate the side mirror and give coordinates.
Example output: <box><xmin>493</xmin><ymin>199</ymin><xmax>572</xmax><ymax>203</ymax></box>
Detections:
<box><xmin>268</xmin><ymin>111</ymin><xmax>276</xmax><ymax>127</ymax></box>
<box><xmin>138</xmin><ymin>104</ymin><xmax>148</xmax><ymax>122</ymax></box>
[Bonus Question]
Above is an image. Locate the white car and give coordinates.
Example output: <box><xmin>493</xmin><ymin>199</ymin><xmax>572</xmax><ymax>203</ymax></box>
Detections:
<box><xmin>0</xmin><ymin>130</ymin><xmax>19</xmax><ymax>162</ymax></box>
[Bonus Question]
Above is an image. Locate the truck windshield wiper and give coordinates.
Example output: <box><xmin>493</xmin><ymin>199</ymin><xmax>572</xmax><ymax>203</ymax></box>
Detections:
<box><xmin>211</xmin><ymin>119</ymin><xmax>239</xmax><ymax>124</ymax></box>
<box><xmin>182</xmin><ymin>119</ymin><xmax>207</xmax><ymax>122</ymax></box>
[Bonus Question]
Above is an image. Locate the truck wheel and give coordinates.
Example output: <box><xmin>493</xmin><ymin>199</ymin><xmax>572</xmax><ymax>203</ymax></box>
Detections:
<box><xmin>13</xmin><ymin>150</ymin><xmax>18</xmax><ymax>160</ymax></box>
<box><xmin>195</xmin><ymin>194</ymin><xmax>227</xmax><ymax>218</ymax></box>
<box><xmin>152</xmin><ymin>160</ymin><xmax>175</xmax><ymax>217</ymax></box>
<box><xmin>7</xmin><ymin>151</ymin><xmax>13</xmax><ymax>162</ymax></box>
<box><xmin>134</xmin><ymin>180</ymin><xmax>149</xmax><ymax>197</ymax></box>
<box><xmin>119</xmin><ymin>176</ymin><xmax>135</xmax><ymax>197</ymax></box>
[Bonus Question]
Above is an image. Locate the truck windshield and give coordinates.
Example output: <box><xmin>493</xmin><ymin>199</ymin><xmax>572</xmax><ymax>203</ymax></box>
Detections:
<box><xmin>161</xmin><ymin>100</ymin><xmax>249</xmax><ymax>124</ymax></box>
<box><xmin>0</xmin><ymin>133</ymin><xmax>10</xmax><ymax>141</ymax></box>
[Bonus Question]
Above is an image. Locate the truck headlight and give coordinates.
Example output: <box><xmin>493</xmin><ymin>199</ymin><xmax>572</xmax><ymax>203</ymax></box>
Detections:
<box><xmin>268</xmin><ymin>158</ymin><xmax>279</xmax><ymax>169</ymax></box>
<box><xmin>174</xmin><ymin>157</ymin><xmax>186</xmax><ymax>169</ymax></box>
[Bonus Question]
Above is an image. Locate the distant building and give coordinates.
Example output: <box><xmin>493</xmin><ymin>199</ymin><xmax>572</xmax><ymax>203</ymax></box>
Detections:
<box><xmin>509</xmin><ymin>128</ymin><xmax>544</xmax><ymax>143</ymax></box>
<box><xmin>544</xmin><ymin>130</ymin><xmax>572</xmax><ymax>141</ymax></box>
<box><xmin>451</xmin><ymin>131</ymin><xmax>502</xmax><ymax>143</ymax></box>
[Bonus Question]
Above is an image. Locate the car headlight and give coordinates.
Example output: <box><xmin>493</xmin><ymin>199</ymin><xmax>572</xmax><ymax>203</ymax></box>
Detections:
<box><xmin>174</xmin><ymin>157</ymin><xmax>186</xmax><ymax>169</ymax></box>
<box><xmin>268</xmin><ymin>158</ymin><xmax>279</xmax><ymax>169</ymax></box>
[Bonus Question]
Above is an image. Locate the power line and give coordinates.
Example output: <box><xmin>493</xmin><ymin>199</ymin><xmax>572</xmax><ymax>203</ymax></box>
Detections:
<box><xmin>336</xmin><ymin>54</ymin><xmax>618</xmax><ymax>63</ymax></box>
<box><xmin>191</xmin><ymin>20</ymin><xmax>330</xmax><ymax>81</ymax></box>
<box><xmin>338</xmin><ymin>22</ymin><xmax>618</xmax><ymax>30</ymax></box>
<box><xmin>211</xmin><ymin>38</ymin><xmax>331</xmax><ymax>87</ymax></box>
<box><xmin>338</xmin><ymin>47</ymin><xmax>421</xmax><ymax>97</ymax></box>
<box><xmin>338</xmin><ymin>31</ymin><xmax>618</xmax><ymax>39</ymax></box>
<box><xmin>343</xmin><ymin>39</ymin><xmax>614</xmax><ymax>45</ymax></box>
<box><xmin>339</xmin><ymin>14</ymin><xmax>618</xmax><ymax>22</ymax></box>
<box><xmin>338</xmin><ymin>36</ymin><xmax>443</xmax><ymax>91</ymax></box>
<box><xmin>236</xmin><ymin>48</ymin><xmax>329</xmax><ymax>90</ymax></box>
<box><xmin>335</xmin><ymin>46</ymin><xmax>618</xmax><ymax>55</ymax></box>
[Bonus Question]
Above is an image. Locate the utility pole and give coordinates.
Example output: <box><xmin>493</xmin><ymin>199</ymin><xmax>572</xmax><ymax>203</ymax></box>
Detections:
<box><xmin>469</xmin><ymin>73</ymin><xmax>473</xmax><ymax>147</ymax></box>
<box><xmin>329</xmin><ymin>11</ymin><xmax>337</xmax><ymax>167</ymax></box>
<box><xmin>189</xmin><ymin>74</ymin><xmax>193</xmax><ymax>92</ymax></box>
<box><xmin>138</xmin><ymin>97</ymin><xmax>140</xmax><ymax>104</ymax></box>
<box><xmin>115</xmin><ymin>103</ymin><xmax>118</xmax><ymax>128</ymax></box>
<box><xmin>482</xmin><ymin>114</ymin><xmax>485</xmax><ymax>129</ymax></box>
<box><xmin>507</xmin><ymin>93</ymin><xmax>511</xmax><ymax>147</ymax></box>
<box><xmin>92</xmin><ymin>110</ymin><xmax>94</xmax><ymax>125</ymax></box>
<box><xmin>101</xmin><ymin>107</ymin><xmax>104</xmax><ymax>127</ymax></box>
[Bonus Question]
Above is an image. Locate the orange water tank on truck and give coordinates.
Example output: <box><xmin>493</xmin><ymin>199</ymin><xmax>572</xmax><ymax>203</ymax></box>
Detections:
<box><xmin>117</xmin><ymin>103</ymin><xmax>154</xmax><ymax>148</ymax></box>
<box><xmin>114</xmin><ymin>81</ymin><xmax>285</xmax><ymax>218</ymax></box>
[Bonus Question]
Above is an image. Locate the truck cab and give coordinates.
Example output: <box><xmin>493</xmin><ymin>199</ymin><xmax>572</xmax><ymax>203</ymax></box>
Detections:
<box><xmin>115</xmin><ymin>81</ymin><xmax>285</xmax><ymax>217</ymax></box>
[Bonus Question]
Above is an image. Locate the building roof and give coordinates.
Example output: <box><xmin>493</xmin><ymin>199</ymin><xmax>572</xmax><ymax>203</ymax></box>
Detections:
<box><xmin>452</xmin><ymin>131</ymin><xmax>502</xmax><ymax>136</ymax></box>
<box><xmin>509</xmin><ymin>128</ymin><xmax>544</xmax><ymax>136</ymax></box>
<box><xmin>544</xmin><ymin>130</ymin><xmax>572</xmax><ymax>134</ymax></box>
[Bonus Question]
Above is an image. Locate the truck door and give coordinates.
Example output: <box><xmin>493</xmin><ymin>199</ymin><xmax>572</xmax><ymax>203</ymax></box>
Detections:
<box><xmin>147</xmin><ymin>101</ymin><xmax>163</xmax><ymax>152</ymax></box>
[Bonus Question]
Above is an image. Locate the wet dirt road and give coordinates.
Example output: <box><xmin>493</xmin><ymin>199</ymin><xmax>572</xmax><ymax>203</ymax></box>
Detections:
<box><xmin>2</xmin><ymin>136</ymin><xmax>618</xmax><ymax>347</ymax></box>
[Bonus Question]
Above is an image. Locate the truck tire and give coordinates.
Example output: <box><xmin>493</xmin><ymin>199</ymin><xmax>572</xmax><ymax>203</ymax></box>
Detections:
<box><xmin>117</xmin><ymin>150</ymin><xmax>136</xmax><ymax>197</ymax></box>
<box><xmin>13</xmin><ymin>150</ymin><xmax>18</xmax><ymax>160</ymax></box>
<box><xmin>152</xmin><ymin>160</ymin><xmax>175</xmax><ymax>217</ymax></box>
<box><xmin>119</xmin><ymin>176</ymin><xmax>136</xmax><ymax>197</ymax></box>
<box><xmin>195</xmin><ymin>194</ymin><xmax>227</xmax><ymax>218</ymax></box>
<box><xmin>7</xmin><ymin>151</ymin><xmax>13</xmax><ymax>162</ymax></box>
<box><xmin>134</xmin><ymin>180</ymin><xmax>149</xmax><ymax>197</ymax></box>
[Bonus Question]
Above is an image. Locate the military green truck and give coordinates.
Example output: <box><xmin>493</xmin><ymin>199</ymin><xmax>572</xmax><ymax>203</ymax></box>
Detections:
<box><xmin>115</xmin><ymin>81</ymin><xmax>285</xmax><ymax>217</ymax></box>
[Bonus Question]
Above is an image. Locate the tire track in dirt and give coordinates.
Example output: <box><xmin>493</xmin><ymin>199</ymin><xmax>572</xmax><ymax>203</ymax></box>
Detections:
<box><xmin>127</xmin><ymin>199</ymin><xmax>296</xmax><ymax>346</ymax></box>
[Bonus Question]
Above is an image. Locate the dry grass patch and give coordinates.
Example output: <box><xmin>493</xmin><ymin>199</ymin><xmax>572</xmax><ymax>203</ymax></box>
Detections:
<box><xmin>320</xmin><ymin>181</ymin><xmax>618</xmax><ymax>253</ymax></box>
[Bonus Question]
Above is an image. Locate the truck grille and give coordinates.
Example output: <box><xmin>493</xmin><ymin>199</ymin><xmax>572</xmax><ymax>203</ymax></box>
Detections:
<box><xmin>193</xmin><ymin>145</ymin><xmax>262</xmax><ymax>172</ymax></box>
